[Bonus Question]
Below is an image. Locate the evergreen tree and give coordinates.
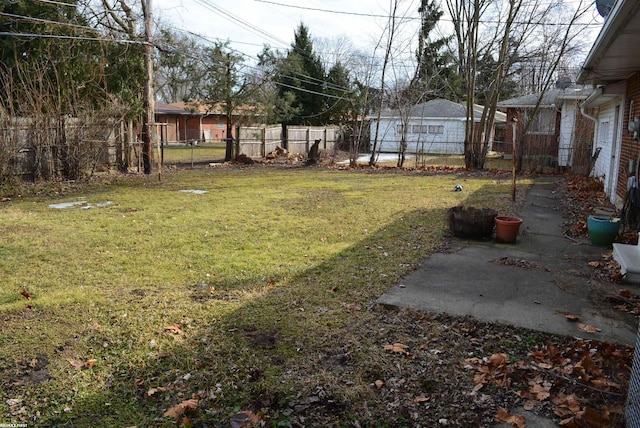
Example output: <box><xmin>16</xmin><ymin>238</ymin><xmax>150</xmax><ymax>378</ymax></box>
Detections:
<box><xmin>324</xmin><ymin>62</ymin><xmax>352</xmax><ymax>124</ymax></box>
<box><xmin>276</xmin><ymin>24</ymin><xmax>326</xmax><ymax>126</ymax></box>
<box><xmin>406</xmin><ymin>0</ymin><xmax>458</xmax><ymax>102</ymax></box>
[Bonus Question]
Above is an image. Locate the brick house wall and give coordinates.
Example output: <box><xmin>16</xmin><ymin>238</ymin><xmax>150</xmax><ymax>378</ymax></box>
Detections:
<box><xmin>618</xmin><ymin>72</ymin><xmax>640</xmax><ymax>202</ymax></box>
<box><xmin>155</xmin><ymin>113</ymin><xmax>238</xmax><ymax>143</ymax></box>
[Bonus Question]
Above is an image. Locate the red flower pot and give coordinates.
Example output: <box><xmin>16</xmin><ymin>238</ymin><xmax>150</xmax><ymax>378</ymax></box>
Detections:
<box><xmin>495</xmin><ymin>216</ymin><xmax>523</xmax><ymax>243</ymax></box>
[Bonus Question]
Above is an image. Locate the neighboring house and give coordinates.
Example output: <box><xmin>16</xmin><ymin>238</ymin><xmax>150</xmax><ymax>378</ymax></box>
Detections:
<box><xmin>154</xmin><ymin>102</ymin><xmax>264</xmax><ymax>144</ymax></box>
<box><xmin>496</xmin><ymin>88</ymin><xmax>594</xmax><ymax>171</ymax></box>
<box><xmin>577</xmin><ymin>0</ymin><xmax>640</xmax><ymax>207</ymax></box>
<box><xmin>369</xmin><ymin>99</ymin><xmax>506</xmax><ymax>155</ymax></box>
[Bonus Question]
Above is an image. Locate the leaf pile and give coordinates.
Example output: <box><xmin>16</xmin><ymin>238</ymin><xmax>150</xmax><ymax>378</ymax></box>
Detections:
<box><xmin>589</xmin><ymin>253</ymin><xmax>625</xmax><ymax>283</ymax></box>
<box><xmin>560</xmin><ymin>176</ymin><xmax>615</xmax><ymax>238</ymax></box>
<box><xmin>611</xmin><ymin>288</ymin><xmax>640</xmax><ymax>315</ymax></box>
<box><xmin>465</xmin><ymin>340</ymin><xmax>633</xmax><ymax>427</ymax></box>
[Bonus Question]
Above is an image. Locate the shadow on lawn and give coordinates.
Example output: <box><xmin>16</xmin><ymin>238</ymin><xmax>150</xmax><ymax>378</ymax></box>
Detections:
<box><xmin>22</xmin><ymin>183</ymin><xmax>518</xmax><ymax>427</ymax></box>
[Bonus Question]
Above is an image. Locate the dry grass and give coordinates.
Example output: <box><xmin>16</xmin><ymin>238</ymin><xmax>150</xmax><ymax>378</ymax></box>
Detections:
<box><xmin>0</xmin><ymin>164</ymin><xmax>552</xmax><ymax>426</ymax></box>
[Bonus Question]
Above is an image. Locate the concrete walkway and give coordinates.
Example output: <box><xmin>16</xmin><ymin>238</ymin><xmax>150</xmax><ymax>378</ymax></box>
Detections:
<box><xmin>378</xmin><ymin>175</ymin><xmax>639</xmax><ymax>345</ymax></box>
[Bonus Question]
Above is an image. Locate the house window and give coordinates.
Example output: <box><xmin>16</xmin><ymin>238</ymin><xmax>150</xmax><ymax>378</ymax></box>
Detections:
<box><xmin>599</xmin><ymin>120</ymin><xmax>610</xmax><ymax>144</ymax></box>
<box><xmin>428</xmin><ymin>125</ymin><xmax>444</xmax><ymax>134</ymax></box>
<box><xmin>526</xmin><ymin>108</ymin><xmax>555</xmax><ymax>135</ymax></box>
<box><xmin>412</xmin><ymin>124</ymin><xmax>429</xmax><ymax>134</ymax></box>
<box><xmin>396</xmin><ymin>124</ymin><xmax>405</xmax><ymax>134</ymax></box>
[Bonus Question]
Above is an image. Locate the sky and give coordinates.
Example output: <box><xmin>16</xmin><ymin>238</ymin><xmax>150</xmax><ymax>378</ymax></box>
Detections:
<box><xmin>153</xmin><ymin>0</ymin><xmax>425</xmax><ymax>61</ymax></box>
<box><xmin>153</xmin><ymin>0</ymin><xmax>608</xmax><ymax>71</ymax></box>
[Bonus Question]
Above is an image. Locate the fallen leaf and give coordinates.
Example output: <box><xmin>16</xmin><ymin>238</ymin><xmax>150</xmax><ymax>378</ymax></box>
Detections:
<box><xmin>20</xmin><ymin>290</ymin><xmax>32</xmax><ymax>300</ymax></box>
<box><xmin>327</xmin><ymin>286</ymin><xmax>338</xmax><ymax>293</ymax></box>
<box><xmin>68</xmin><ymin>358</ymin><xmax>98</xmax><ymax>369</ymax></box>
<box><xmin>618</xmin><ymin>289</ymin><xmax>633</xmax><ymax>298</ymax></box>
<box><xmin>472</xmin><ymin>382</ymin><xmax>485</xmax><ymax>393</ymax></box>
<box><xmin>488</xmin><ymin>353</ymin><xmax>508</xmax><ymax>368</ymax></box>
<box><xmin>147</xmin><ymin>386</ymin><xmax>167</xmax><ymax>397</ymax></box>
<box><xmin>564</xmin><ymin>313</ymin><xmax>580</xmax><ymax>322</ymax></box>
<box><xmin>523</xmin><ymin>400</ymin><xmax>536</xmax><ymax>410</ymax></box>
<box><xmin>346</xmin><ymin>303</ymin><xmax>361</xmax><ymax>311</ymax></box>
<box><xmin>384</xmin><ymin>343</ymin><xmax>409</xmax><ymax>355</ymax></box>
<box><xmin>374</xmin><ymin>380</ymin><xmax>384</xmax><ymax>389</ymax></box>
<box><xmin>68</xmin><ymin>359</ymin><xmax>87</xmax><ymax>369</ymax></box>
<box><xmin>163</xmin><ymin>398</ymin><xmax>198</xmax><ymax>419</ymax></box>
<box><xmin>164</xmin><ymin>324</ymin><xmax>184</xmax><ymax>334</ymax></box>
<box><xmin>530</xmin><ymin>383</ymin><xmax>551</xmax><ymax>401</ymax></box>
<box><xmin>415</xmin><ymin>396</ymin><xmax>430</xmax><ymax>403</ymax></box>
<box><xmin>588</xmin><ymin>261</ymin><xmax>600</xmax><ymax>267</ymax></box>
<box><xmin>230</xmin><ymin>410</ymin><xmax>261</xmax><ymax>428</ymax></box>
<box><xmin>591</xmin><ymin>377</ymin><xmax>621</xmax><ymax>389</ymax></box>
<box><xmin>495</xmin><ymin>407</ymin><xmax>526</xmax><ymax>428</ymax></box>
<box><xmin>578</xmin><ymin>323</ymin><xmax>601</xmax><ymax>333</ymax></box>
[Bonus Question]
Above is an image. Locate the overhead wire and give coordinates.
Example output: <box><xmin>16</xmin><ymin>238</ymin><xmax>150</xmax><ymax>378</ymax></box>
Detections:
<box><xmin>171</xmin><ymin>25</ymin><xmax>354</xmax><ymax>95</ymax></box>
<box><xmin>158</xmin><ymin>26</ymin><xmax>355</xmax><ymax>101</ymax></box>
<box><xmin>252</xmin><ymin>0</ymin><xmax>604</xmax><ymax>27</ymax></box>
<box><xmin>0</xmin><ymin>11</ymin><xmax>100</xmax><ymax>33</ymax></box>
<box><xmin>33</xmin><ymin>0</ymin><xmax>78</xmax><ymax>8</ymax></box>
<box><xmin>0</xmin><ymin>31</ymin><xmax>148</xmax><ymax>44</ymax></box>
<box><xmin>4</xmin><ymin>0</ymin><xmax>599</xmax><ymax>105</ymax></box>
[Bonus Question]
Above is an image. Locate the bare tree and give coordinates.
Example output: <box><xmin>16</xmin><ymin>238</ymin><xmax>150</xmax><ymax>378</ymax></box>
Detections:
<box><xmin>314</xmin><ymin>35</ymin><xmax>357</xmax><ymax>73</ymax></box>
<box><xmin>370</xmin><ymin>0</ymin><xmax>418</xmax><ymax>167</ymax></box>
<box><xmin>446</xmin><ymin>0</ymin><xmax>591</xmax><ymax>170</ymax></box>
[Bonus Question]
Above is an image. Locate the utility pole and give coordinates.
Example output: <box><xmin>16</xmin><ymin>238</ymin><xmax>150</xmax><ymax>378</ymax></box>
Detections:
<box><xmin>142</xmin><ymin>0</ymin><xmax>155</xmax><ymax>175</ymax></box>
<box><xmin>224</xmin><ymin>53</ymin><xmax>234</xmax><ymax>162</ymax></box>
<box><xmin>511</xmin><ymin>117</ymin><xmax>518</xmax><ymax>202</ymax></box>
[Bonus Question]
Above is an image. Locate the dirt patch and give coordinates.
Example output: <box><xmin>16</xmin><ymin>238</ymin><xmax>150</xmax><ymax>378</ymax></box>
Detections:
<box><xmin>492</xmin><ymin>256</ymin><xmax>540</xmax><ymax>269</ymax></box>
<box><xmin>3</xmin><ymin>354</ymin><xmax>50</xmax><ymax>388</ymax></box>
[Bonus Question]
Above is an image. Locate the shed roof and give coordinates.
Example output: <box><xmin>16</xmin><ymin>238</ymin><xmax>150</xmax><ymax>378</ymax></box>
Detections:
<box><xmin>378</xmin><ymin>98</ymin><xmax>505</xmax><ymax>122</ymax></box>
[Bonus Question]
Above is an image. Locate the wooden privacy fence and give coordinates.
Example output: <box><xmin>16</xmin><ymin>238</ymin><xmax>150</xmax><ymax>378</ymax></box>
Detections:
<box><xmin>0</xmin><ymin>116</ymin><xmax>123</xmax><ymax>180</ymax></box>
<box><xmin>238</xmin><ymin>125</ymin><xmax>342</xmax><ymax>157</ymax></box>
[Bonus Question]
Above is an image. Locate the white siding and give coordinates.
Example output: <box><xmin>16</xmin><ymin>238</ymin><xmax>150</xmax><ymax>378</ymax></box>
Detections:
<box><xmin>370</xmin><ymin>118</ymin><xmax>466</xmax><ymax>155</ymax></box>
<box><xmin>558</xmin><ymin>100</ymin><xmax>576</xmax><ymax>167</ymax></box>
<box><xmin>592</xmin><ymin>99</ymin><xmax>623</xmax><ymax>204</ymax></box>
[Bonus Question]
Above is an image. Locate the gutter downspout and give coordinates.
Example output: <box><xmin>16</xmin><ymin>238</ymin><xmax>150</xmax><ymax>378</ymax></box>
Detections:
<box><xmin>580</xmin><ymin>87</ymin><xmax>601</xmax><ymax>124</ymax></box>
<box><xmin>580</xmin><ymin>87</ymin><xmax>601</xmax><ymax>176</ymax></box>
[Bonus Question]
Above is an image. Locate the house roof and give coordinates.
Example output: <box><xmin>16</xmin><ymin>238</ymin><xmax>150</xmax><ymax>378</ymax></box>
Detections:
<box><xmin>577</xmin><ymin>0</ymin><xmax>640</xmax><ymax>85</ymax></box>
<box><xmin>497</xmin><ymin>87</ymin><xmax>592</xmax><ymax>109</ymax></box>
<box><xmin>498</xmin><ymin>89</ymin><xmax>562</xmax><ymax>108</ymax></box>
<box><xmin>377</xmin><ymin>98</ymin><xmax>506</xmax><ymax>122</ymax></box>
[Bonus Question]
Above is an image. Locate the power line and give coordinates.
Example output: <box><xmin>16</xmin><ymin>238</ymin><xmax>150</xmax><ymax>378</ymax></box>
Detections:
<box><xmin>0</xmin><ymin>12</ymin><xmax>97</xmax><ymax>33</ymax></box>
<box><xmin>253</xmin><ymin>0</ymin><xmax>603</xmax><ymax>28</ymax></box>
<box><xmin>33</xmin><ymin>0</ymin><xmax>78</xmax><ymax>8</ymax></box>
<box><xmin>159</xmin><ymin>28</ymin><xmax>355</xmax><ymax>98</ymax></box>
<box><xmin>170</xmin><ymin>26</ymin><xmax>354</xmax><ymax>94</ymax></box>
<box><xmin>192</xmin><ymin>0</ymin><xmax>291</xmax><ymax>49</ymax></box>
<box><xmin>0</xmin><ymin>31</ymin><xmax>148</xmax><ymax>45</ymax></box>
<box><xmin>253</xmin><ymin>0</ymin><xmax>404</xmax><ymax>19</ymax></box>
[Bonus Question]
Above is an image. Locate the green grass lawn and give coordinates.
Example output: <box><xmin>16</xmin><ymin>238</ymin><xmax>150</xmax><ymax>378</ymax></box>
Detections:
<box><xmin>0</xmin><ymin>166</ymin><xmax>529</xmax><ymax>426</ymax></box>
<box><xmin>161</xmin><ymin>142</ymin><xmax>227</xmax><ymax>165</ymax></box>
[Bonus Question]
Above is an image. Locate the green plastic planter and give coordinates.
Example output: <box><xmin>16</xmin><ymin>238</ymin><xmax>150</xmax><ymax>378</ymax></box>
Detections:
<box><xmin>587</xmin><ymin>215</ymin><xmax>621</xmax><ymax>246</ymax></box>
